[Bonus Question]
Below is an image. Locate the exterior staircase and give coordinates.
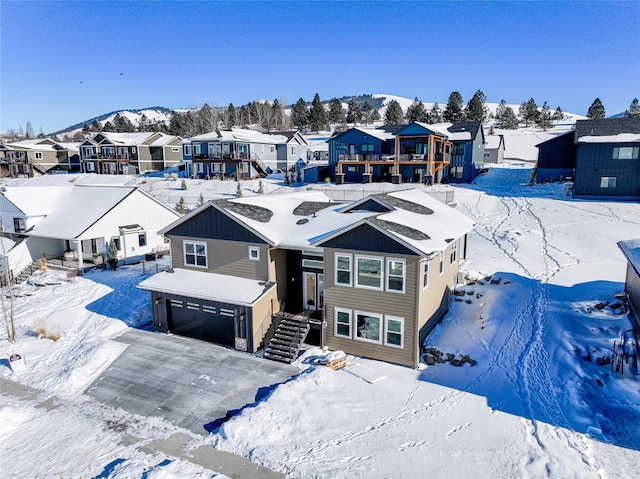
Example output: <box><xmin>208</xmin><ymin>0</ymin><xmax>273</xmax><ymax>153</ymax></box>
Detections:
<box><xmin>263</xmin><ymin>313</ymin><xmax>311</xmax><ymax>364</ymax></box>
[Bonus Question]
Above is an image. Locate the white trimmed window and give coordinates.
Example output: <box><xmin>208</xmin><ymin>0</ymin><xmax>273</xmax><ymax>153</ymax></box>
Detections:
<box><xmin>290</xmin><ymin>145</ymin><xmax>297</xmax><ymax>155</ymax></box>
<box><xmin>334</xmin><ymin>308</ymin><xmax>352</xmax><ymax>338</ymax></box>
<box><xmin>439</xmin><ymin>251</ymin><xmax>444</xmax><ymax>275</ymax></box>
<box><xmin>355</xmin><ymin>311</ymin><xmax>382</xmax><ymax>344</ymax></box>
<box><xmin>422</xmin><ymin>261</ymin><xmax>429</xmax><ymax>289</ymax></box>
<box><xmin>385</xmin><ymin>316</ymin><xmax>404</xmax><ymax>348</ymax></box>
<box><xmin>460</xmin><ymin>234</ymin><xmax>467</xmax><ymax>261</ymax></box>
<box><xmin>248</xmin><ymin>246</ymin><xmax>260</xmax><ymax>261</ymax></box>
<box><xmin>270</xmin><ymin>145</ymin><xmax>275</xmax><ymax>154</ymax></box>
<box><xmin>171</xmin><ymin>147</ymin><xmax>180</xmax><ymax>152</ymax></box>
<box><xmin>335</xmin><ymin>254</ymin><xmax>352</xmax><ymax>286</ymax></box>
<box><xmin>184</xmin><ymin>240</ymin><xmax>207</xmax><ymax>268</ymax></box>
<box><xmin>184</xmin><ymin>145</ymin><xmax>192</xmax><ymax>156</ymax></box>
<box><xmin>386</xmin><ymin>258</ymin><xmax>405</xmax><ymax>293</ymax></box>
<box><xmin>356</xmin><ymin>255</ymin><xmax>383</xmax><ymax>290</ymax></box>
<box><xmin>600</xmin><ymin>176</ymin><xmax>617</xmax><ymax>188</ymax></box>
<box><xmin>450</xmin><ymin>242</ymin><xmax>457</xmax><ymax>265</ymax></box>
<box><xmin>193</xmin><ymin>144</ymin><xmax>201</xmax><ymax>155</ymax></box>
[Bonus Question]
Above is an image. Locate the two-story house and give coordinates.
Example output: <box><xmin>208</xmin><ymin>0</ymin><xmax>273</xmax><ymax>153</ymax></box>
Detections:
<box><xmin>0</xmin><ymin>138</ymin><xmax>80</xmax><ymax>176</ymax></box>
<box><xmin>138</xmin><ymin>189</ymin><xmax>474</xmax><ymax>368</ymax></box>
<box><xmin>327</xmin><ymin>122</ymin><xmax>485</xmax><ymax>185</ymax></box>
<box><xmin>79</xmin><ymin>132</ymin><xmax>182</xmax><ymax>175</ymax></box>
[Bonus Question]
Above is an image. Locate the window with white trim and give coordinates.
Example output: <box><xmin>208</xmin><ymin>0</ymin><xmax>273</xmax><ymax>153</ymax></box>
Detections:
<box><xmin>171</xmin><ymin>147</ymin><xmax>180</xmax><ymax>152</ymax></box>
<box><xmin>600</xmin><ymin>176</ymin><xmax>617</xmax><ymax>188</ymax></box>
<box><xmin>184</xmin><ymin>240</ymin><xmax>207</xmax><ymax>268</ymax></box>
<box><xmin>355</xmin><ymin>311</ymin><xmax>382</xmax><ymax>344</ymax></box>
<box><xmin>270</xmin><ymin>145</ymin><xmax>275</xmax><ymax>153</ymax></box>
<box><xmin>13</xmin><ymin>217</ymin><xmax>26</xmax><ymax>233</ymax></box>
<box><xmin>193</xmin><ymin>144</ymin><xmax>201</xmax><ymax>155</ymax></box>
<box><xmin>290</xmin><ymin>145</ymin><xmax>297</xmax><ymax>155</ymax></box>
<box><xmin>460</xmin><ymin>234</ymin><xmax>467</xmax><ymax>261</ymax></box>
<box><xmin>386</xmin><ymin>258</ymin><xmax>405</xmax><ymax>293</ymax></box>
<box><xmin>335</xmin><ymin>254</ymin><xmax>352</xmax><ymax>286</ymax></box>
<box><xmin>385</xmin><ymin>316</ymin><xmax>404</xmax><ymax>348</ymax></box>
<box><xmin>450</xmin><ymin>242</ymin><xmax>457</xmax><ymax>265</ymax></box>
<box><xmin>184</xmin><ymin>145</ymin><xmax>192</xmax><ymax>156</ymax></box>
<box><xmin>356</xmin><ymin>255</ymin><xmax>383</xmax><ymax>290</ymax></box>
<box><xmin>422</xmin><ymin>261</ymin><xmax>429</xmax><ymax>289</ymax></box>
<box><xmin>138</xmin><ymin>232</ymin><xmax>147</xmax><ymax>247</ymax></box>
<box><xmin>334</xmin><ymin>308</ymin><xmax>351</xmax><ymax>338</ymax></box>
<box><xmin>439</xmin><ymin>251</ymin><xmax>444</xmax><ymax>275</ymax></box>
<box><xmin>248</xmin><ymin>246</ymin><xmax>260</xmax><ymax>261</ymax></box>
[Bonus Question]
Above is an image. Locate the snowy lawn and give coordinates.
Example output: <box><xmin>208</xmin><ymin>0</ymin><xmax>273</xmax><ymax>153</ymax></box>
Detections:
<box><xmin>1</xmin><ymin>164</ymin><xmax>639</xmax><ymax>478</ymax></box>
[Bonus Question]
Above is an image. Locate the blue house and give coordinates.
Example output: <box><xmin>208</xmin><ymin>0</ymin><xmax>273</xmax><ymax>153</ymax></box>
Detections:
<box><xmin>327</xmin><ymin>122</ymin><xmax>484</xmax><ymax>184</ymax></box>
<box><xmin>535</xmin><ymin>131</ymin><xmax>576</xmax><ymax>183</ymax></box>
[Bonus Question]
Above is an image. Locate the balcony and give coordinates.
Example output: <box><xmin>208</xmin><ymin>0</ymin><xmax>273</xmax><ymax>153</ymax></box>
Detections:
<box><xmin>338</xmin><ymin>154</ymin><xmax>380</xmax><ymax>162</ymax></box>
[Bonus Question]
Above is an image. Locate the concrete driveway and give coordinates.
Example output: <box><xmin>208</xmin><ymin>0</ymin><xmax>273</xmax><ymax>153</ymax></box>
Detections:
<box><xmin>85</xmin><ymin>328</ymin><xmax>298</xmax><ymax>436</ymax></box>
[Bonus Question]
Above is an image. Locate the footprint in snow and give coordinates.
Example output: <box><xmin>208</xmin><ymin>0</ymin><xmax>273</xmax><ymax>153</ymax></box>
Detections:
<box><xmin>398</xmin><ymin>440</ymin><xmax>426</xmax><ymax>451</ymax></box>
<box><xmin>445</xmin><ymin>422</ymin><xmax>471</xmax><ymax>436</ymax></box>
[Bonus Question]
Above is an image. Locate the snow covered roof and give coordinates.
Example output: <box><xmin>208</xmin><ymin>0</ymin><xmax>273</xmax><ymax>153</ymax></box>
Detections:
<box><xmin>149</xmin><ymin>133</ymin><xmax>180</xmax><ymax>147</ymax></box>
<box><xmin>191</xmin><ymin>128</ymin><xmax>289</xmax><ymax>145</ymax></box>
<box><xmin>618</xmin><ymin>239</ymin><xmax>640</xmax><ymax>276</ymax></box>
<box><xmin>137</xmin><ymin>268</ymin><xmax>276</xmax><ymax>306</ymax></box>
<box><xmin>413</xmin><ymin>122</ymin><xmax>472</xmax><ymax>141</ymax></box>
<box><xmin>96</xmin><ymin>132</ymin><xmax>155</xmax><ymax>146</ymax></box>
<box><xmin>485</xmin><ymin>135</ymin><xmax>505</xmax><ymax>149</ymax></box>
<box><xmin>1</xmin><ymin>185</ymin><xmax>171</xmax><ymax>240</ymax></box>
<box><xmin>574</xmin><ymin>118</ymin><xmax>640</xmax><ymax>142</ymax></box>
<box><xmin>577</xmin><ymin>133</ymin><xmax>640</xmax><ymax>144</ymax></box>
<box><xmin>168</xmin><ymin>189</ymin><xmax>473</xmax><ymax>256</ymax></box>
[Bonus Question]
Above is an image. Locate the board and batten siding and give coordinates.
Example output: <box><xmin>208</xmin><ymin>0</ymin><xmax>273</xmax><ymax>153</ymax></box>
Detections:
<box><xmin>170</xmin><ymin>235</ymin><xmax>269</xmax><ymax>281</ymax></box>
<box><xmin>416</xmin><ymin>241</ymin><xmax>458</xmax><ymax>343</ymax></box>
<box><xmin>323</xmin><ymin>247</ymin><xmax>419</xmax><ymax>367</ymax></box>
<box><xmin>78</xmin><ymin>190</ymin><xmax>179</xmax><ymax>257</ymax></box>
<box><xmin>574</xmin><ymin>143</ymin><xmax>640</xmax><ymax>199</ymax></box>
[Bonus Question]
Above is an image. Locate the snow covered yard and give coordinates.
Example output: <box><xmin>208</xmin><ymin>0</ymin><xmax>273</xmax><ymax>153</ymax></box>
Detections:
<box><xmin>1</xmin><ymin>164</ymin><xmax>639</xmax><ymax>478</ymax></box>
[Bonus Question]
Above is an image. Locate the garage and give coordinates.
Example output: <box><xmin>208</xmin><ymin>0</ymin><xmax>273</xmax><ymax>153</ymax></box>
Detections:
<box><xmin>168</xmin><ymin>298</ymin><xmax>235</xmax><ymax>347</ymax></box>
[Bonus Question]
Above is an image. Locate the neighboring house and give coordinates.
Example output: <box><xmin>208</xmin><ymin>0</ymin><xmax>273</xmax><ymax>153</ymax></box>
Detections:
<box><xmin>535</xmin><ymin>131</ymin><xmax>576</xmax><ymax>183</ymax></box>
<box><xmin>0</xmin><ymin>184</ymin><xmax>180</xmax><ymax>275</ymax></box>
<box><xmin>138</xmin><ymin>189</ymin><xmax>474</xmax><ymax>367</ymax></box>
<box><xmin>0</xmin><ymin>138</ymin><xmax>80</xmax><ymax>176</ymax></box>
<box><xmin>535</xmin><ymin>118</ymin><xmax>640</xmax><ymax>199</ymax></box>
<box><xmin>181</xmin><ymin>137</ymin><xmax>192</xmax><ymax>178</ymax></box>
<box><xmin>573</xmin><ymin>118</ymin><xmax>640</xmax><ymax>200</ymax></box>
<box><xmin>79</xmin><ymin>132</ymin><xmax>182</xmax><ymax>175</ymax></box>
<box><xmin>189</xmin><ymin>128</ymin><xmax>307</xmax><ymax>179</ymax></box>
<box><xmin>618</xmin><ymin>239</ymin><xmax>640</xmax><ymax>333</ymax></box>
<box><xmin>327</xmin><ymin>122</ymin><xmax>485</xmax><ymax>185</ymax></box>
<box><xmin>484</xmin><ymin>134</ymin><xmax>506</xmax><ymax>164</ymax></box>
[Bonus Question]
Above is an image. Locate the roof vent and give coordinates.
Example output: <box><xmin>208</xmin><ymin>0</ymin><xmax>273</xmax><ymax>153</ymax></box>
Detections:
<box><xmin>296</xmin><ymin>218</ymin><xmax>309</xmax><ymax>225</ymax></box>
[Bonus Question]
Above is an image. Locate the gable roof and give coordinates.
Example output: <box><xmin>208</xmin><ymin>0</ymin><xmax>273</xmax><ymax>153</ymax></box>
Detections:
<box><xmin>167</xmin><ymin>189</ymin><xmax>473</xmax><ymax>256</ymax></box>
<box><xmin>2</xmin><ymin>185</ymin><xmax>177</xmax><ymax>240</ymax></box>
<box><xmin>447</xmin><ymin>121</ymin><xmax>484</xmax><ymax>143</ymax></box>
<box><xmin>329</xmin><ymin>126</ymin><xmax>395</xmax><ymax>143</ymax></box>
<box><xmin>485</xmin><ymin>134</ymin><xmax>505</xmax><ymax>150</ymax></box>
<box><xmin>574</xmin><ymin>118</ymin><xmax>640</xmax><ymax>143</ymax></box>
<box><xmin>618</xmin><ymin>239</ymin><xmax>640</xmax><ymax>277</ymax></box>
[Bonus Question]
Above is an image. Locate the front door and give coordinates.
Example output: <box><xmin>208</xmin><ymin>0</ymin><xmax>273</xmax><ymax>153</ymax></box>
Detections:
<box><xmin>303</xmin><ymin>272</ymin><xmax>324</xmax><ymax>310</ymax></box>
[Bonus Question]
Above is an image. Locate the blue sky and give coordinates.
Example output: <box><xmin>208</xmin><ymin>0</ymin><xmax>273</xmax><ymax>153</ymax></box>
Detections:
<box><xmin>1</xmin><ymin>1</ymin><xmax>639</xmax><ymax>134</ymax></box>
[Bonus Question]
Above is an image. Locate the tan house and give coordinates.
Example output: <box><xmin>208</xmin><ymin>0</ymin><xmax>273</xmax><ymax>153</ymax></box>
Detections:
<box><xmin>0</xmin><ymin>138</ymin><xmax>80</xmax><ymax>176</ymax></box>
<box><xmin>79</xmin><ymin>132</ymin><xmax>182</xmax><ymax>174</ymax></box>
<box><xmin>138</xmin><ymin>189</ymin><xmax>474</xmax><ymax>367</ymax></box>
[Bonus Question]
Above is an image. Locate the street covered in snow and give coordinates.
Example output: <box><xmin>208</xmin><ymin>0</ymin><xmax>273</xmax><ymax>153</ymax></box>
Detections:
<box><xmin>1</xmin><ymin>163</ymin><xmax>639</xmax><ymax>478</ymax></box>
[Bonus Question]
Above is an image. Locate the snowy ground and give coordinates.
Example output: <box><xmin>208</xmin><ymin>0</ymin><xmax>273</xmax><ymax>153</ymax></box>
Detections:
<box><xmin>2</xmin><ymin>161</ymin><xmax>639</xmax><ymax>478</ymax></box>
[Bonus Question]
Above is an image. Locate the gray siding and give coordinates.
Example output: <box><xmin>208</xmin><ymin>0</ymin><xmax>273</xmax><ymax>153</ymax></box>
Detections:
<box><xmin>323</xmin><ymin>247</ymin><xmax>419</xmax><ymax>367</ymax></box>
<box><xmin>170</xmin><ymin>235</ymin><xmax>269</xmax><ymax>281</ymax></box>
<box><xmin>626</xmin><ymin>263</ymin><xmax>640</xmax><ymax>331</ymax></box>
<box><xmin>320</xmin><ymin>223</ymin><xmax>416</xmax><ymax>256</ymax></box>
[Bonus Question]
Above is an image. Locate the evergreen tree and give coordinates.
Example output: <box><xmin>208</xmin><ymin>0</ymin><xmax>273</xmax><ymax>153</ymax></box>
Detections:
<box><xmin>552</xmin><ymin>106</ymin><xmax>564</xmax><ymax>121</ymax></box>
<box><xmin>82</xmin><ymin>124</ymin><xmax>90</xmax><ymax>133</ymax></box>
<box><xmin>182</xmin><ymin>111</ymin><xmax>196</xmax><ymax>136</ymax></box>
<box><xmin>37</xmin><ymin>127</ymin><xmax>46</xmax><ymax>139</ymax></box>
<box><xmin>199</xmin><ymin>103</ymin><xmax>216</xmax><ymax>133</ymax></box>
<box><xmin>196</xmin><ymin>192</ymin><xmax>205</xmax><ymax>208</ymax></box>
<box><xmin>227</xmin><ymin>103</ymin><xmax>238</xmax><ymax>128</ymax></box>
<box><xmin>270</xmin><ymin>99</ymin><xmax>286</xmax><ymax>130</ymax></box>
<box><xmin>429</xmin><ymin>102</ymin><xmax>443</xmax><ymax>124</ymax></box>
<box><xmin>346</xmin><ymin>99</ymin><xmax>362</xmax><ymax>124</ymax></box>
<box><xmin>370</xmin><ymin>109</ymin><xmax>380</xmax><ymax>122</ymax></box>
<box><xmin>406</xmin><ymin>97</ymin><xmax>429</xmax><ymax>123</ymax></box>
<box><xmin>291</xmin><ymin>98</ymin><xmax>309</xmax><ymax>131</ymax></box>
<box><xmin>384</xmin><ymin>99</ymin><xmax>404</xmax><ymax>125</ymax></box>
<box><xmin>257</xmin><ymin>180</ymin><xmax>264</xmax><ymax>194</ymax></box>
<box><xmin>361</xmin><ymin>100</ymin><xmax>374</xmax><ymax>125</ymax></box>
<box><xmin>309</xmin><ymin>93</ymin><xmax>329</xmax><ymax>132</ymax></box>
<box><xmin>519</xmin><ymin>98</ymin><xmax>539</xmax><ymax>126</ymax></box>
<box><xmin>137</xmin><ymin>113</ymin><xmax>150</xmax><ymax>132</ymax></box>
<box><xmin>169</xmin><ymin>111</ymin><xmax>185</xmax><ymax>136</ymax></box>
<box><xmin>443</xmin><ymin>91</ymin><xmax>465</xmax><ymax>122</ymax></box>
<box><xmin>494</xmin><ymin>100</ymin><xmax>518</xmax><ymax>129</ymax></box>
<box><xmin>175</xmin><ymin>197</ymin><xmax>187</xmax><ymax>214</ymax></box>
<box><xmin>103</xmin><ymin>121</ymin><xmax>115</xmax><ymax>132</ymax></box>
<box><xmin>624</xmin><ymin>98</ymin><xmax>640</xmax><ymax>118</ymax></box>
<box><xmin>536</xmin><ymin>101</ymin><xmax>553</xmax><ymax>131</ymax></box>
<box><xmin>181</xmin><ymin>179</ymin><xmax>187</xmax><ymax>190</ymax></box>
<box><xmin>328</xmin><ymin>98</ymin><xmax>345</xmax><ymax>124</ymax></box>
<box><xmin>235</xmin><ymin>182</ymin><xmax>243</xmax><ymax>198</ymax></box>
<box><xmin>586</xmin><ymin>98</ymin><xmax>606</xmax><ymax>119</ymax></box>
<box><xmin>90</xmin><ymin>120</ymin><xmax>101</xmax><ymax>132</ymax></box>
<box><xmin>113</xmin><ymin>113</ymin><xmax>134</xmax><ymax>132</ymax></box>
<box><xmin>465</xmin><ymin>90</ymin><xmax>488</xmax><ymax>122</ymax></box>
